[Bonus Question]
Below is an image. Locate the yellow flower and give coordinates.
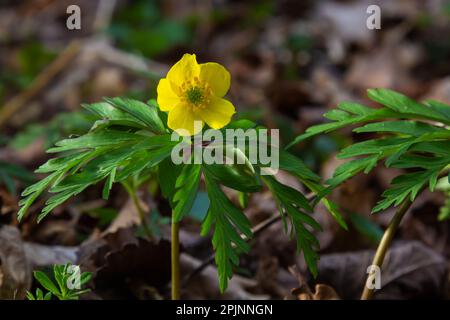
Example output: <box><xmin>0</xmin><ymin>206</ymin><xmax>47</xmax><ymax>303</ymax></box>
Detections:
<box><xmin>157</xmin><ymin>54</ymin><xmax>235</xmax><ymax>136</ymax></box>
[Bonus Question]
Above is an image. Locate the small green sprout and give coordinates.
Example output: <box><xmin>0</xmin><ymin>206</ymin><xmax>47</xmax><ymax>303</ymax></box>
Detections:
<box><xmin>27</xmin><ymin>264</ymin><xmax>92</xmax><ymax>300</ymax></box>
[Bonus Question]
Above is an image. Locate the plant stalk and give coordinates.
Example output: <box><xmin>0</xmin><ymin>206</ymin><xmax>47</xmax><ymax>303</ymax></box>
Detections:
<box><xmin>361</xmin><ymin>198</ymin><xmax>413</xmax><ymax>300</ymax></box>
<box><xmin>361</xmin><ymin>170</ymin><xmax>449</xmax><ymax>300</ymax></box>
<box><xmin>171</xmin><ymin>218</ymin><xmax>181</xmax><ymax>300</ymax></box>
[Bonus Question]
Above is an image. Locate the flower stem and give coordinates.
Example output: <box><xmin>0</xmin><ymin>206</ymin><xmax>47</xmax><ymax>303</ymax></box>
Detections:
<box><xmin>171</xmin><ymin>217</ymin><xmax>181</xmax><ymax>300</ymax></box>
<box><xmin>360</xmin><ymin>198</ymin><xmax>413</xmax><ymax>300</ymax></box>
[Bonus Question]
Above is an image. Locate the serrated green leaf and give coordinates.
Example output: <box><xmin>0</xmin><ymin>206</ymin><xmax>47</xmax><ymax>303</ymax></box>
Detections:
<box><xmin>354</xmin><ymin>120</ymin><xmax>446</xmax><ymax>137</ymax></box>
<box><xmin>367</xmin><ymin>88</ymin><xmax>450</xmax><ymax>125</ymax></box>
<box><xmin>322</xmin><ymin>197</ymin><xmax>348</xmax><ymax>230</ymax></box>
<box><xmin>18</xmin><ymin>171</ymin><xmax>64</xmax><ymax>221</ymax></box>
<box><xmin>286</xmin><ymin>105</ymin><xmax>396</xmax><ymax>149</ymax></box>
<box><xmin>172</xmin><ymin>164</ymin><xmax>202</xmax><ymax>222</ymax></box>
<box><xmin>262</xmin><ymin>175</ymin><xmax>320</xmax><ymax>276</ymax></box>
<box><xmin>158</xmin><ymin>159</ymin><xmax>183</xmax><ymax>204</ymax></box>
<box><xmin>326</xmin><ymin>155</ymin><xmax>380</xmax><ymax>189</ymax></box>
<box><xmin>104</xmin><ymin>97</ymin><xmax>166</xmax><ymax>134</ymax></box>
<box><xmin>263</xmin><ymin>175</ymin><xmax>312</xmax><ymax>212</ymax></box>
<box><xmin>337</xmin><ymin>137</ymin><xmax>413</xmax><ymax>159</ymax></box>
<box><xmin>279</xmin><ymin>151</ymin><xmax>320</xmax><ymax>182</ymax></box>
<box><xmin>372</xmin><ymin>169</ymin><xmax>443</xmax><ymax>213</ymax></box>
<box><xmin>47</xmin><ymin>130</ymin><xmax>146</xmax><ymax>153</ymax></box>
<box><xmin>83</xmin><ymin>102</ymin><xmax>147</xmax><ymax>129</ymax></box>
<box><xmin>202</xmin><ymin>172</ymin><xmax>252</xmax><ymax>292</ymax></box>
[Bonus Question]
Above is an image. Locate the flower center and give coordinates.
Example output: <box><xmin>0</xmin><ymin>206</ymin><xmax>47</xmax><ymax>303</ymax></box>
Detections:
<box><xmin>180</xmin><ymin>77</ymin><xmax>212</xmax><ymax>111</ymax></box>
<box><xmin>186</xmin><ymin>86</ymin><xmax>204</xmax><ymax>105</ymax></box>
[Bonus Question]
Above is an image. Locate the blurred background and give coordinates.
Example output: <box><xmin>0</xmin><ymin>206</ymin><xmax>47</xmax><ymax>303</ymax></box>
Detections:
<box><xmin>0</xmin><ymin>0</ymin><xmax>450</xmax><ymax>300</ymax></box>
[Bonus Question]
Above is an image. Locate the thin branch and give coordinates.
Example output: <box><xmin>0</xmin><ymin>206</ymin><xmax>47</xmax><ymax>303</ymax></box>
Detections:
<box><xmin>0</xmin><ymin>40</ymin><xmax>82</xmax><ymax>128</ymax></box>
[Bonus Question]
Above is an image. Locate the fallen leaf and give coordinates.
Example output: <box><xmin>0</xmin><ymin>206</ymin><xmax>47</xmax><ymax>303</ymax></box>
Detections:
<box><xmin>0</xmin><ymin>226</ymin><xmax>31</xmax><ymax>299</ymax></box>
<box><xmin>299</xmin><ymin>241</ymin><xmax>448</xmax><ymax>299</ymax></box>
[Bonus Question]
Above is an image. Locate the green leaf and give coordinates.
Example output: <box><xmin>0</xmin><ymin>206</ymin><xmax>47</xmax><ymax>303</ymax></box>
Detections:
<box><xmin>424</xmin><ymin>100</ymin><xmax>450</xmax><ymax>121</ymax></box>
<box><xmin>158</xmin><ymin>159</ymin><xmax>183</xmax><ymax>204</ymax></box>
<box><xmin>372</xmin><ymin>169</ymin><xmax>443</xmax><ymax>213</ymax></box>
<box><xmin>286</xmin><ymin>103</ymin><xmax>395</xmax><ymax>149</ymax></box>
<box><xmin>36</xmin><ymin>288</ymin><xmax>44</xmax><ymax>300</ymax></box>
<box><xmin>322</xmin><ymin>197</ymin><xmax>348</xmax><ymax>230</ymax></box>
<box><xmin>47</xmin><ymin>130</ymin><xmax>146</xmax><ymax>153</ymax></box>
<box><xmin>279</xmin><ymin>151</ymin><xmax>320</xmax><ymax>182</ymax></box>
<box><xmin>102</xmin><ymin>167</ymin><xmax>116</xmax><ymax>199</ymax></box>
<box><xmin>20</xmin><ymin>131</ymin><xmax>175</xmax><ymax>221</ymax></box>
<box><xmin>225</xmin><ymin>119</ymin><xmax>257</xmax><ymax>130</ymax></box>
<box><xmin>367</xmin><ymin>88</ymin><xmax>450</xmax><ymax>125</ymax></box>
<box><xmin>238</xmin><ymin>192</ymin><xmax>249</xmax><ymax>209</ymax></box>
<box><xmin>18</xmin><ymin>171</ymin><xmax>64</xmax><ymax>221</ymax></box>
<box><xmin>337</xmin><ymin>137</ymin><xmax>413</xmax><ymax>159</ymax></box>
<box><xmin>33</xmin><ymin>271</ymin><xmax>60</xmax><ymax>295</ymax></box>
<box><xmin>104</xmin><ymin>97</ymin><xmax>166</xmax><ymax>134</ymax></box>
<box><xmin>301</xmin><ymin>180</ymin><xmax>348</xmax><ymax>230</ymax></box>
<box><xmin>203</xmin><ymin>163</ymin><xmax>261</xmax><ymax>192</ymax></box>
<box><xmin>80</xmin><ymin>272</ymin><xmax>92</xmax><ymax>286</ymax></box>
<box><xmin>202</xmin><ymin>172</ymin><xmax>253</xmax><ymax>292</ymax></box>
<box><xmin>287</xmin><ymin>89</ymin><xmax>450</xmax><ymax>151</ymax></box>
<box><xmin>53</xmin><ymin>264</ymin><xmax>67</xmax><ymax>297</ymax></box>
<box><xmin>263</xmin><ymin>175</ymin><xmax>312</xmax><ymax>212</ymax></box>
<box><xmin>354</xmin><ymin>120</ymin><xmax>447</xmax><ymax>137</ymax></box>
<box><xmin>172</xmin><ymin>164</ymin><xmax>202</xmax><ymax>222</ymax></box>
<box><xmin>115</xmin><ymin>143</ymin><xmax>175</xmax><ymax>181</ymax></box>
<box><xmin>262</xmin><ymin>175</ymin><xmax>320</xmax><ymax>277</ymax></box>
<box><xmin>326</xmin><ymin>155</ymin><xmax>380</xmax><ymax>190</ymax></box>
<box><xmin>82</xmin><ymin>102</ymin><xmax>147</xmax><ymax>129</ymax></box>
<box><xmin>26</xmin><ymin>291</ymin><xmax>36</xmax><ymax>300</ymax></box>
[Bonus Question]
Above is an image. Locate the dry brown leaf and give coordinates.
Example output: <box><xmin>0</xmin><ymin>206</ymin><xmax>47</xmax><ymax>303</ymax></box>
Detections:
<box><xmin>300</xmin><ymin>241</ymin><xmax>448</xmax><ymax>299</ymax></box>
<box><xmin>0</xmin><ymin>226</ymin><xmax>31</xmax><ymax>299</ymax></box>
<box><xmin>181</xmin><ymin>253</ymin><xmax>269</xmax><ymax>300</ymax></box>
<box><xmin>293</xmin><ymin>284</ymin><xmax>340</xmax><ymax>300</ymax></box>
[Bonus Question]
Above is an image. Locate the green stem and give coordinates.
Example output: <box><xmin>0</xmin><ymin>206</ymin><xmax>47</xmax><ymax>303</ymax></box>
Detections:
<box><xmin>361</xmin><ymin>170</ymin><xmax>448</xmax><ymax>300</ymax></box>
<box><xmin>360</xmin><ymin>198</ymin><xmax>412</xmax><ymax>300</ymax></box>
<box><xmin>171</xmin><ymin>217</ymin><xmax>180</xmax><ymax>300</ymax></box>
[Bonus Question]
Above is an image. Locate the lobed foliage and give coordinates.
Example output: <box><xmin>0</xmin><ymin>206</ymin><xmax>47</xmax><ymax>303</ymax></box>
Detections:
<box><xmin>18</xmin><ymin>88</ymin><xmax>450</xmax><ymax>293</ymax></box>
<box><xmin>288</xmin><ymin>89</ymin><xmax>450</xmax><ymax>213</ymax></box>
<box><xmin>18</xmin><ymin>97</ymin><xmax>332</xmax><ymax>292</ymax></box>
<box><xmin>27</xmin><ymin>264</ymin><xmax>92</xmax><ymax>300</ymax></box>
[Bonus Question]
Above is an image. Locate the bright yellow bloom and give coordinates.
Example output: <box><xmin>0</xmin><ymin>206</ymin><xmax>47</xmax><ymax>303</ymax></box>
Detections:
<box><xmin>157</xmin><ymin>54</ymin><xmax>235</xmax><ymax>136</ymax></box>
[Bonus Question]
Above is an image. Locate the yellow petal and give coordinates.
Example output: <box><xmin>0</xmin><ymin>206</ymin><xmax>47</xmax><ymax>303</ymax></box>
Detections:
<box><xmin>168</xmin><ymin>103</ymin><xmax>204</xmax><ymax>136</ymax></box>
<box><xmin>197</xmin><ymin>98</ymin><xmax>235</xmax><ymax>130</ymax></box>
<box><xmin>157</xmin><ymin>78</ymin><xmax>180</xmax><ymax>111</ymax></box>
<box><xmin>199</xmin><ymin>62</ymin><xmax>230</xmax><ymax>97</ymax></box>
<box><xmin>167</xmin><ymin>54</ymin><xmax>200</xmax><ymax>86</ymax></box>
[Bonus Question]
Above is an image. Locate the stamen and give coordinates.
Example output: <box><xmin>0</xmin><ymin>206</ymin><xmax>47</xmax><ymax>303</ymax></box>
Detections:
<box><xmin>186</xmin><ymin>86</ymin><xmax>204</xmax><ymax>105</ymax></box>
